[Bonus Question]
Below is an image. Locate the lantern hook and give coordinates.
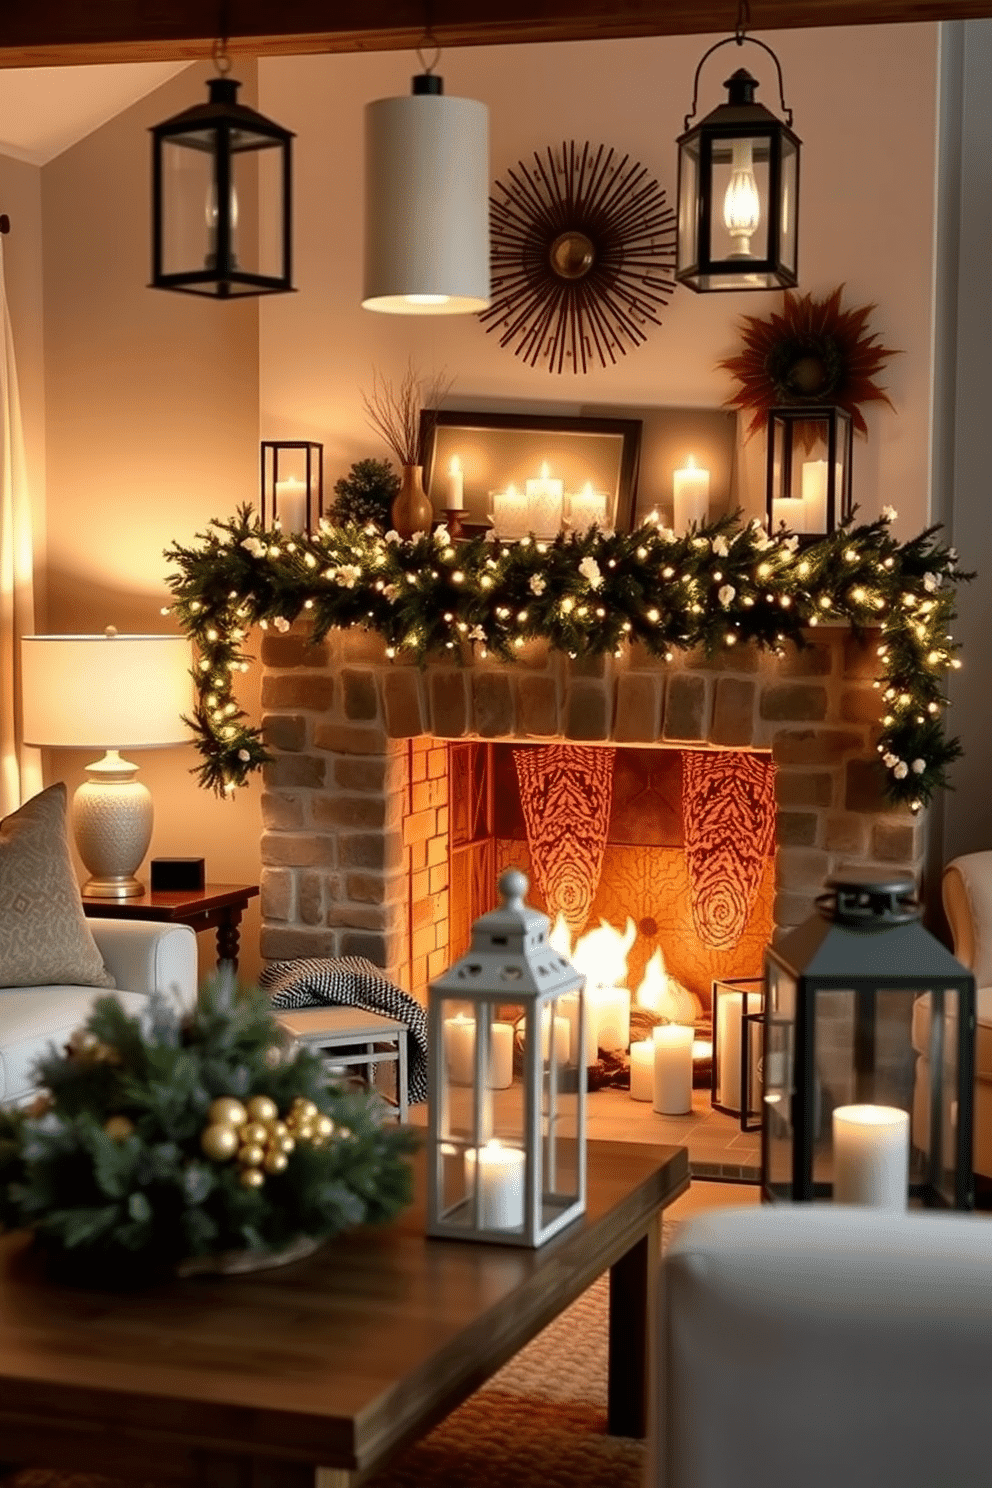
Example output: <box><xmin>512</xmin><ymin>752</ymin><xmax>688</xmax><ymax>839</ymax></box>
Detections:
<box><xmin>682</xmin><ymin>17</ymin><xmax>793</xmax><ymax>132</ymax></box>
<box><xmin>416</xmin><ymin>32</ymin><xmax>442</xmax><ymax>74</ymax></box>
<box><xmin>212</xmin><ymin>0</ymin><xmax>232</xmax><ymax>74</ymax></box>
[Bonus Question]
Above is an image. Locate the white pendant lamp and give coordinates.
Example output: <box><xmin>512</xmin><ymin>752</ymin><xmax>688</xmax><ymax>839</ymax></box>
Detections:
<box><xmin>363</xmin><ymin>50</ymin><xmax>490</xmax><ymax>315</ymax></box>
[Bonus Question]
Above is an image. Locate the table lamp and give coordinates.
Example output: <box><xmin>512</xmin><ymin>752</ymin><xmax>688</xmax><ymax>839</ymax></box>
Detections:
<box><xmin>20</xmin><ymin>629</ymin><xmax>192</xmax><ymax>899</ymax></box>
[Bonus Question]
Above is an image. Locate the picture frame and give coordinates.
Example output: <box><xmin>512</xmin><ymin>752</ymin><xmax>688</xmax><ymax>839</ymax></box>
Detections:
<box><xmin>420</xmin><ymin>409</ymin><xmax>642</xmax><ymax>539</ymax></box>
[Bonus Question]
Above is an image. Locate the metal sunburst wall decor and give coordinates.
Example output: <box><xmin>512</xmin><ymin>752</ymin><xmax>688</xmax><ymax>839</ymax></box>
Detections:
<box><xmin>479</xmin><ymin>141</ymin><xmax>676</xmax><ymax>375</ymax></box>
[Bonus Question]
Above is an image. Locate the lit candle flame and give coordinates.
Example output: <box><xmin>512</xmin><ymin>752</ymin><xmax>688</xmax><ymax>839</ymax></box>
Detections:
<box><xmin>571</xmin><ymin>917</ymin><xmax>637</xmax><ymax>991</ymax></box>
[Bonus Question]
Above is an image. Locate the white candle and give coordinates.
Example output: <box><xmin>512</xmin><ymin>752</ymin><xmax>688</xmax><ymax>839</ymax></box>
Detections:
<box><xmin>715</xmin><ymin>990</ymin><xmax>764</xmax><ymax>1113</ymax></box>
<box><xmin>588</xmin><ymin>987</ymin><xmax>631</xmax><ymax>1053</ymax></box>
<box><xmin>560</xmin><ymin>991</ymin><xmax>596</xmax><ymax>1066</ymax></box>
<box><xmin>540</xmin><ymin>1009</ymin><xmax>571</xmax><ymax>1066</ymax></box>
<box><xmin>832</xmin><ymin>1104</ymin><xmax>910</xmax><ymax>1210</ymax></box>
<box><xmin>465</xmin><ymin>1140</ymin><xmax>526</xmax><ymax>1230</ymax></box>
<box><xmin>801</xmin><ymin>460</ymin><xmax>829</xmax><ymax>533</ymax></box>
<box><xmin>492</xmin><ymin>483</ymin><xmax>530</xmax><ymax>540</ymax></box>
<box><xmin>771</xmin><ymin>496</ymin><xmax>807</xmax><ymax>534</ymax></box>
<box><xmin>443</xmin><ymin>1014</ymin><xmax>515</xmax><ymax>1089</ymax></box>
<box><xmin>629</xmin><ymin>1039</ymin><xmax>654</xmax><ymax>1101</ymax></box>
<box><xmin>447</xmin><ymin>455</ymin><xmax>464</xmax><ymax>511</ymax></box>
<box><xmin>525</xmin><ymin>462</ymin><xmax>564</xmax><ymax>539</ymax></box>
<box><xmin>275</xmin><ymin>475</ymin><xmax>308</xmax><ymax>532</ymax></box>
<box><xmin>569</xmin><ymin>482</ymin><xmax>608</xmax><ymax>531</ymax></box>
<box><xmin>672</xmin><ymin>456</ymin><xmax>710</xmax><ymax>532</ymax></box>
<box><xmin>653</xmin><ymin>1024</ymin><xmax>694</xmax><ymax>1115</ymax></box>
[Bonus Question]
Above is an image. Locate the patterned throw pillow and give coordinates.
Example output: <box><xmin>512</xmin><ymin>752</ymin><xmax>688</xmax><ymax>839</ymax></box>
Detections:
<box><xmin>0</xmin><ymin>783</ymin><xmax>115</xmax><ymax>989</ymax></box>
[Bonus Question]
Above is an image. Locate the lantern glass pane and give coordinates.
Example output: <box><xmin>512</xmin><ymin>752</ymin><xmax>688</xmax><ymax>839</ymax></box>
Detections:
<box><xmin>677</xmin><ymin>135</ymin><xmax>701</xmax><ymax>274</ymax></box>
<box><xmin>779</xmin><ymin>135</ymin><xmax>799</xmax><ymax>279</ymax></box>
<box><xmin>541</xmin><ymin>990</ymin><xmax>581</xmax><ymax>1222</ymax></box>
<box><xmin>911</xmin><ymin>987</ymin><xmax>962</xmax><ymax>1207</ymax></box>
<box><xmin>709</xmin><ymin>131</ymin><xmax>771</xmax><ymax>269</ymax></box>
<box><xmin>160</xmin><ymin>134</ymin><xmax>215</xmax><ymax>277</ymax></box>
<box><xmin>256</xmin><ymin>143</ymin><xmax>287</xmax><ymax>281</ymax></box>
<box><xmin>713</xmin><ymin>979</ymin><xmax>764</xmax><ymax>1116</ymax></box>
<box><xmin>764</xmin><ymin>960</ymin><xmax>796</xmax><ymax>1197</ymax></box>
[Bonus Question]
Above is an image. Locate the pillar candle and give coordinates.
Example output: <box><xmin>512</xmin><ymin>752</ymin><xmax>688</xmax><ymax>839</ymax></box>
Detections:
<box><xmin>540</xmin><ymin>1008</ymin><xmax>571</xmax><ymax>1066</ymax></box>
<box><xmin>560</xmin><ymin>991</ymin><xmax>596</xmax><ymax>1066</ymax></box>
<box><xmin>653</xmin><ymin>1024</ymin><xmax>694</xmax><ymax>1115</ymax></box>
<box><xmin>569</xmin><ymin>482</ymin><xmax>608</xmax><ymax>530</ymax></box>
<box><xmin>465</xmin><ymin>1140</ymin><xmax>526</xmax><ymax>1229</ymax></box>
<box><xmin>443</xmin><ymin>1014</ymin><xmax>515</xmax><ymax>1089</ymax></box>
<box><xmin>275</xmin><ymin>475</ymin><xmax>308</xmax><ymax>532</ymax></box>
<box><xmin>525</xmin><ymin>463</ymin><xmax>564</xmax><ymax>539</ymax></box>
<box><xmin>715</xmin><ymin>990</ymin><xmax>764</xmax><ymax>1113</ymax></box>
<box><xmin>588</xmin><ymin>987</ymin><xmax>631</xmax><ymax>1053</ymax></box>
<box><xmin>832</xmin><ymin>1105</ymin><xmax>910</xmax><ymax>1210</ymax></box>
<box><xmin>800</xmin><ymin>459</ymin><xmax>829</xmax><ymax>533</ymax></box>
<box><xmin>771</xmin><ymin>496</ymin><xmax>807</xmax><ymax>535</ymax></box>
<box><xmin>492</xmin><ymin>484</ymin><xmax>530</xmax><ymax>539</ymax></box>
<box><xmin>629</xmin><ymin>1039</ymin><xmax>654</xmax><ymax>1101</ymax></box>
<box><xmin>447</xmin><ymin>456</ymin><xmax>464</xmax><ymax>511</ymax></box>
<box><xmin>672</xmin><ymin>457</ymin><xmax>710</xmax><ymax>532</ymax></box>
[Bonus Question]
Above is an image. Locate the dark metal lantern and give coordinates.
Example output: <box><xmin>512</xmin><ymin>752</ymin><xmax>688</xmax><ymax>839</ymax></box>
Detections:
<box><xmin>260</xmin><ymin>441</ymin><xmax>323</xmax><ymax>532</ymax></box>
<box><xmin>676</xmin><ymin>54</ymin><xmax>800</xmax><ymax>293</ymax></box>
<box><xmin>766</xmin><ymin>405</ymin><xmax>853</xmax><ymax>543</ymax></box>
<box><xmin>763</xmin><ymin>871</ymin><xmax>975</xmax><ymax>1210</ymax></box>
<box><xmin>150</xmin><ymin>76</ymin><xmax>294</xmax><ymax>299</ymax></box>
<box><xmin>711</xmin><ymin>976</ymin><xmax>763</xmax><ymax>1131</ymax></box>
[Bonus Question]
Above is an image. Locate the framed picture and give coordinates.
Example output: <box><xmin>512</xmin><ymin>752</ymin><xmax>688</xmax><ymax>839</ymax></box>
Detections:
<box><xmin>420</xmin><ymin>410</ymin><xmax>642</xmax><ymax>539</ymax></box>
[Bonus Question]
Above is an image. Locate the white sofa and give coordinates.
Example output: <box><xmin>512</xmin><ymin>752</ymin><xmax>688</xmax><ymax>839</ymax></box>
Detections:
<box><xmin>0</xmin><ymin>919</ymin><xmax>197</xmax><ymax>1105</ymax></box>
<box><xmin>656</xmin><ymin>1205</ymin><xmax>992</xmax><ymax>1488</ymax></box>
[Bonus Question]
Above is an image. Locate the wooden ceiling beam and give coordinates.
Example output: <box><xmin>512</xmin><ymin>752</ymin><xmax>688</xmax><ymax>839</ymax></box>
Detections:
<box><xmin>1</xmin><ymin>0</ymin><xmax>990</xmax><ymax>69</ymax></box>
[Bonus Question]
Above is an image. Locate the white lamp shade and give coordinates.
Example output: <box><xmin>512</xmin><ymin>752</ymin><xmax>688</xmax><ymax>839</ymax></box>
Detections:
<box><xmin>363</xmin><ymin>93</ymin><xmax>490</xmax><ymax>314</ymax></box>
<box><xmin>21</xmin><ymin>634</ymin><xmax>192</xmax><ymax>750</ymax></box>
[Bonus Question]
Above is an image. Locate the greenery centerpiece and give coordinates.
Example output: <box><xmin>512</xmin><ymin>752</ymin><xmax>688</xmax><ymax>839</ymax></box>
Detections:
<box><xmin>0</xmin><ymin>981</ymin><xmax>417</xmax><ymax>1287</ymax></box>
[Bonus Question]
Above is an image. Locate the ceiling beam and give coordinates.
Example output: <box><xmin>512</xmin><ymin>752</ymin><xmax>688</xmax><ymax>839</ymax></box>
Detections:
<box><xmin>1</xmin><ymin>0</ymin><xmax>990</xmax><ymax>68</ymax></box>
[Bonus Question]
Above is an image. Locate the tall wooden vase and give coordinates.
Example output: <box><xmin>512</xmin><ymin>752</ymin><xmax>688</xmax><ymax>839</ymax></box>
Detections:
<box><xmin>391</xmin><ymin>465</ymin><xmax>434</xmax><ymax>539</ymax></box>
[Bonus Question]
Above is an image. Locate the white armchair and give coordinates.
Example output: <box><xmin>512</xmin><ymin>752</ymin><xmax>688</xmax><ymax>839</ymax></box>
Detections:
<box><xmin>941</xmin><ymin>851</ymin><xmax>992</xmax><ymax>1177</ymax></box>
<box><xmin>655</xmin><ymin>1205</ymin><xmax>992</xmax><ymax>1488</ymax></box>
<box><xmin>0</xmin><ymin>919</ymin><xmax>197</xmax><ymax>1105</ymax></box>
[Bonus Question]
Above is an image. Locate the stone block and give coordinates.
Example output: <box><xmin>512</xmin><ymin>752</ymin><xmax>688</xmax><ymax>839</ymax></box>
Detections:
<box><xmin>712</xmin><ymin>678</ymin><xmax>756</xmax><ymax>747</ymax></box>
<box><xmin>773</xmin><ymin>729</ymin><xmax>863</xmax><ymax>766</ymax></box>
<box><xmin>260</xmin><ymin>792</ymin><xmax>305</xmax><ymax>831</ymax></box>
<box><xmin>260</xmin><ymin>831</ymin><xmax>336</xmax><ymax>869</ymax></box>
<box><xmin>613</xmin><ymin>674</ymin><xmax>660</xmax><ymax>743</ymax></box>
<box><xmin>337</xmin><ymin>629</ymin><xmax>392</xmax><ymax>665</ymax></box>
<box><xmin>337</xmin><ymin>830</ymin><xmax>404</xmax><ymax>872</ymax></box>
<box><xmin>841</xmin><ymin>688</ymin><xmax>882</xmax><ymax>726</ymax></box>
<box><xmin>430</xmin><ymin>670</ymin><xmax>469</xmax><ymax>738</ymax></box>
<box><xmin>760</xmin><ymin>684</ymin><xmax>829</xmax><ymax>723</ymax></box>
<box><xmin>662</xmin><ymin>674</ymin><xmax>708</xmax><ymax>741</ymax></box>
<box><xmin>312</xmin><ymin>794</ymin><xmax>389</xmax><ymax>830</ymax></box>
<box><xmin>845</xmin><ymin>758</ymin><xmax>893</xmax><ymax>813</ymax></box>
<box><xmin>261</xmin><ymin>714</ymin><xmax>306</xmax><ymax>752</ymax></box>
<box><xmin>262</xmin><ymin>754</ymin><xmax>326</xmax><ymax>790</ymax></box>
<box><xmin>261</xmin><ymin>926</ymin><xmax>338</xmax><ymax>962</ymax></box>
<box><xmin>314</xmin><ymin>722</ymin><xmax>389</xmax><ymax>754</ymax></box>
<box><xmin>260</xmin><ymin>867</ymin><xmax>293</xmax><ymax>921</ymax></box>
<box><xmin>872</xmin><ymin>821</ymin><xmax>920</xmax><ymax>865</ymax></box>
<box><xmin>685</xmin><ymin>642</ymin><xmax>760</xmax><ymax>672</ymax></box>
<box><xmin>776</xmin><ymin>811</ymin><xmax>818</xmax><ymax>847</ymax></box>
<box><xmin>515</xmin><ymin>673</ymin><xmax>560</xmax><ymax>736</ymax></box>
<box><xmin>567</xmin><ymin>653</ymin><xmax>608</xmax><ymax>680</ymax></box>
<box><xmin>341</xmin><ymin>668</ymin><xmax>380</xmax><ymax>722</ymax></box>
<box><xmin>326</xmin><ymin>902</ymin><xmax>401</xmax><ymax>933</ymax></box>
<box><xmin>515</xmin><ymin>638</ymin><xmax>552</xmax><ymax>670</ymax></box>
<box><xmin>345</xmin><ymin>871</ymin><xmax>390</xmax><ymax>905</ymax></box>
<box><xmin>824</xmin><ymin>812</ymin><xmax>867</xmax><ymax>856</ymax></box>
<box><xmin>472</xmin><ymin>671</ymin><xmax>515</xmax><ymax>738</ymax></box>
<box><xmin>775</xmin><ymin>771</ymin><xmax>834</xmax><ymax>808</ymax></box>
<box><xmin>382</xmin><ymin>670</ymin><xmax>426</xmax><ymax>739</ymax></box>
<box><xmin>776</xmin><ymin>847</ymin><xmax>831</xmax><ymax>893</ymax></box>
<box><xmin>334</xmin><ymin>754</ymin><xmax>401</xmax><ymax>792</ymax></box>
<box><xmin>775</xmin><ymin>642</ymin><xmax>834</xmax><ymax>678</ymax></box>
<box><xmin>340</xmin><ymin>930</ymin><xmax>400</xmax><ymax>968</ymax></box>
<box><xmin>261</xmin><ymin>675</ymin><xmax>334</xmax><ymax>712</ymax></box>
<box><xmin>260</xmin><ymin>634</ymin><xmax>330</xmax><ymax>669</ymax></box>
<box><xmin>843</xmin><ymin>633</ymin><xmax>882</xmax><ymax>680</ymax></box>
<box><xmin>774</xmin><ymin>892</ymin><xmax>816</xmax><ymax>928</ymax></box>
<box><xmin>298</xmin><ymin>871</ymin><xmax>324</xmax><ymax>926</ymax></box>
<box><xmin>565</xmin><ymin>680</ymin><xmax>611</xmax><ymax>741</ymax></box>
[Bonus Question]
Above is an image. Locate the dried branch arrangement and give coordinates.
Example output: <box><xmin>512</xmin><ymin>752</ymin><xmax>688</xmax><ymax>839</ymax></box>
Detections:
<box><xmin>361</xmin><ymin>363</ymin><xmax>453</xmax><ymax>468</ymax></box>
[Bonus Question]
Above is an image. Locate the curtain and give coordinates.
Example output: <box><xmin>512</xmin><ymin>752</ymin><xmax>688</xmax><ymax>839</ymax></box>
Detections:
<box><xmin>0</xmin><ymin>231</ymin><xmax>42</xmax><ymax>815</ymax></box>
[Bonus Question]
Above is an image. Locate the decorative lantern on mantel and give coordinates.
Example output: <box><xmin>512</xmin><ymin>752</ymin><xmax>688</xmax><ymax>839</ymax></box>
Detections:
<box><xmin>427</xmin><ymin>868</ymin><xmax>587</xmax><ymax>1247</ymax></box>
<box><xmin>260</xmin><ymin>441</ymin><xmax>324</xmax><ymax>533</ymax></box>
<box><xmin>763</xmin><ymin>871</ymin><xmax>975</xmax><ymax>1211</ymax></box>
<box><xmin>766</xmin><ymin>405</ymin><xmax>853</xmax><ymax>544</ymax></box>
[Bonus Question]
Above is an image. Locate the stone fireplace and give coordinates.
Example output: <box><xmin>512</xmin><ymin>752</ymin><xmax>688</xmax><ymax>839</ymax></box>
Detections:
<box><xmin>257</xmin><ymin>624</ymin><xmax>922</xmax><ymax>1010</ymax></box>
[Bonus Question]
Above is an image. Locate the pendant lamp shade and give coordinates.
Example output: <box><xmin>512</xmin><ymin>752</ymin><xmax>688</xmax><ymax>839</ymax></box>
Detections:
<box><xmin>363</xmin><ymin>75</ymin><xmax>490</xmax><ymax>315</ymax></box>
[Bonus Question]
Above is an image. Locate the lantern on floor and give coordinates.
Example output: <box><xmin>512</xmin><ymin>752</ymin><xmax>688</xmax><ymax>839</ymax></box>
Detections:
<box><xmin>150</xmin><ymin>64</ymin><xmax>294</xmax><ymax>298</ymax></box>
<box><xmin>427</xmin><ymin>868</ymin><xmax>586</xmax><ymax>1247</ymax></box>
<box><xmin>766</xmin><ymin>406</ymin><xmax>853</xmax><ymax>542</ymax></box>
<box><xmin>763</xmin><ymin>871</ymin><xmax>975</xmax><ymax>1211</ymax></box>
<box><xmin>260</xmin><ymin>441</ymin><xmax>324</xmax><ymax>532</ymax></box>
<box><xmin>711</xmin><ymin>976</ymin><xmax>763</xmax><ymax>1131</ymax></box>
<box><xmin>675</xmin><ymin>25</ymin><xmax>800</xmax><ymax>293</ymax></box>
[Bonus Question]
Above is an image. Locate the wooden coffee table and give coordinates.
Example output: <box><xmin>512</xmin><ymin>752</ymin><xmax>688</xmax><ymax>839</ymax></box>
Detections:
<box><xmin>0</xmin><ymin>1138</ymin><xmax>688</xmax><ymax>1488</ymax></box>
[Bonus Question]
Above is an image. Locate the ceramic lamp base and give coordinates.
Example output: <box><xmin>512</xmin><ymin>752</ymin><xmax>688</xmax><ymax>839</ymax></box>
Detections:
<box><xmin>73</xmin><ymin>750</ymin><xmax>152</xmax><ymax>899</ymax></box>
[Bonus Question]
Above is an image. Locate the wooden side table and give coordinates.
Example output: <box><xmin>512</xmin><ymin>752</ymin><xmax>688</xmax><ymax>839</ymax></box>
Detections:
<box><xmin>81</xmin><ymin>883</ymin><xmax>259</xmax><ymax>973</ymax></box>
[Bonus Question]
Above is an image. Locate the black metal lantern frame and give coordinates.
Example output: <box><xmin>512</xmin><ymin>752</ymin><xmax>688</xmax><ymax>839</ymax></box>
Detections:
<box><xmin>766</xmin><ymin>405</ymin><xmax>853</xmax><ymax>545</ymax></box>
<box><xmin>260</xmin><ymin>441</ymin><xmax>324</xmax><ymax>532</ymax></box>
<box><xmin>150</xmin><ymin>74</ymin><xmax>294</xmax><ymax>299</ymax></box>
<box><xmin>762</xmin><ymin>873</ymin><xmax>976</xmax><ymax>1211</ymax></box>
<box><xmin>676</xmin><ymin>30</ymin><xmax>800</xmax><ymax>294</ymax></box>
<box><xmin>711</xmin><ymin>976</ymin><xmax>764</xmax><ymax>1132</ymax></box>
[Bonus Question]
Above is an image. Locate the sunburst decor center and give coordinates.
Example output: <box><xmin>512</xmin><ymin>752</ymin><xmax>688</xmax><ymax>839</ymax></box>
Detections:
<box><xmin>164</xmin><ymin>507</ymin><xmax>967</xmax><ymax>813</ymax></box>
<box><xmin>478</xmin><ymin>141</ymin><xmax>676</xmax><ymax>374</ymax></box>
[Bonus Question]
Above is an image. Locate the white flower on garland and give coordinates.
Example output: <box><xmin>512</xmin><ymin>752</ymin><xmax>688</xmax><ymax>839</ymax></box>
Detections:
<box><xmin>336</xmin><ymin>565</ymin><xmax>362</xmax><ymax>588</ymax></box>
<box><xmin>783</xmin><ymin>535</ymin><xmax>800</xmax><ymax>554</ymax></box>
<box><xmin>383</xmin><ymin>583</ymin><xmax>400</xmax><ymax>601</ymax></box>
<box><xmin>881</xmin><ymin>505</ymin><xmax>898</xmax><ymax>523</ymax></box>
<box><xmin>949</xmin><ymin>548</ymin><xmax>959</xmax><ymax>566</ymax></box>
<box><xmin>529</xmin><ymin>574</ymin><xmax>547</xmax><ymax>596</ymax></box>
<box><xmin>912</xmin><ymin>758</ymin><xmax>927</xmax><ymax>774</ymax></box>
<box><xmin>923</xmin><ymin>571</ymin><xmax>939</xmax><ymax>593</ymax></box>
<box><xmin>713</xmin><ymin>536</ymin><xmax>730</xmax><ymax>558</ymax></box>
<box><xmin>273</xmin><ymin>617</ymin><xmax>290</xmax><ymax>633</ymax></box>
<box><xmin>882</xmin><ymin>752</ymin><xmax>899</xmax><ymax>769</ymax></box>
<box><xmin>578</xmin><ymin>555</ymin><xmax>603</xmax><ymax>589</ymax></box>
<box><xmin>384</xmin><ymin>530</ymin><xmax>401</xmax><ymax>545</ymax></box>
<box><xmin>469</xmin><ymin>624</ymin><xmax>487</xmax><ymax>642</ymax></box>
<box><xmin>240</xmin><ymin>537</ymin><xmax>267</xmax><ymax>558</ymax></box>
<box><xmin>238</xmin><ymin>749</ymin><xmax>251</xmax><ymax>762</ymax></box>
<box><xmin>893</xmin><ymin>760</ymin><xmax>909</xmax><ymax>779</ymax></box>
<box><xmin>718</xmin><ymin>584</ymin><xmax>736</xmax><ymax>608</ymax></box>
<box><xmin>657</xmin><ymin>525</ymin><xmax>676</xmax><ymax>542</ymax></box>
<box><xmin>434</xmin><ymin>524</ymin><xmax>450</xmax><ymax>546</ymax></box>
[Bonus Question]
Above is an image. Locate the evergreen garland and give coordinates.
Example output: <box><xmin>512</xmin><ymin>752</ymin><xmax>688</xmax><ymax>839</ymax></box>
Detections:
<box><xmin>0</xmin><ymin>982</ymin><xmax>417</xmax><ymax>1287</ymax></box>
<box><xmin>163</xmin><ymin>506</ymin><xmax>969</xmax><ymax>812</ymax></box>
<box><xmin>330</xmin><ymin>458</ymin><xmax>400</xmax><ymax>528</ymax></box>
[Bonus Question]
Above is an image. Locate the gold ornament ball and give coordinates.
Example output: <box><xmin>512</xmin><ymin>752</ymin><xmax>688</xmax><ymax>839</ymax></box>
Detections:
<box><xmin>240</xmin><ymin>1168</ymin><xmax>265</xmax><ymax>1189</ymax></box>
<box><xmin>240</xmin><ymin>1121</ymin><xmax>269</xmax><ymax>1146</ymax></box>
<box><xmin>269</xmin><ymin>1120</ymin><xmax>288</xmax><ymax>1140</ymax></box>
<box><xmin>239</xmin><ymin>1143</ymin><xmax>266</xmax><ymax>1168</ymax></box>
<box><xmin>247</xmin><ymin>1095</ymin><xmax>278</xmax><ymax>1124</ymax></box>
<box><xmin>315</xmin><ymin>1113</ymin><xmax>335</xmax><ymax>1140</ymax></box>
<box><xmin>104</xmin><ymin>1115</ymin><xmax>136</xmax><ymax>1142</ymax></box>
<box><xmin>201</xmin><ymin>1123</ymin><xmax>240</xmax><ymax>1161</ymax></box>
<box><xmin>263</xmin><ymin>1150</ymin><xmax>289</xmax><ymax>1175</ymax></box>
<box><xmin>280</xmin><ymin>1135</ymin><xmax>296</xmax><ymax>1154</ymax></box>
<box><xmin>292</xmin><ymin>1098</ymin><xmax>318</xmax><ymax>1123</ymax></box>
<box><xmin>295</xmin><ymin>1122</ymin><xmax>315</xmax><ymax>1144</ymax></box>
<box><xmin>209</xmin><ymin>1096</ymin><xmax>248</xmax><ymax>1128</ymax></box>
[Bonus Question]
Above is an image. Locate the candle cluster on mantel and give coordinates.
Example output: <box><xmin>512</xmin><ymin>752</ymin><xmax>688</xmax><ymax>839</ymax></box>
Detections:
<box><xmin>489</xmin><ymin>466</ymin><xmax>611</xmax><ymax>540</ymax></box>
<box><xmin>165</xmin><ymin>505</ymin><xmax>967</xmax><ymax>807</ymax></box>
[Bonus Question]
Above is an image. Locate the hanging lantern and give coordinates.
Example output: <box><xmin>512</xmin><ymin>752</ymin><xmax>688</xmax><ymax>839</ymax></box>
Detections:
<box><xmin>675</xmin><ymin>22</ymin><xmax>800</xmax><ymax>294</ymax></box>
<box><xmin>766</xmin><ymin>405</ymin><xmax>853</xmax><ymax>542</ymax></box>
<box><xmin>150</xmin><ymin>70</ymin><xmax>293</xmax><ymax>299</ymax></box>
<box><xmin>427</xmin><ymin>869</ymin><xmax>586</xmax><ymax>1247</ymax></box>
<box><xmin>363</xmin><ymin>48</ymin><xmax>490</xmax><ymax>315</ymax></box>
<box><xmin>763</xmin><ymin>871</ymin><xmax>975</xmax><ymax>1211</ymax></box>
<box><xmin>260</xmin><ymin>441</ymin><xmax>323</xmax><ymax>532</ymax></box>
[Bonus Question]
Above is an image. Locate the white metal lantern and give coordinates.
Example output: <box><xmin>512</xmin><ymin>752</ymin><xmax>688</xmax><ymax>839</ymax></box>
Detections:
<box><xmin>427</xmin><ymin>868</ymin><xmax>586</xmax><ymax>1246</ymax></box>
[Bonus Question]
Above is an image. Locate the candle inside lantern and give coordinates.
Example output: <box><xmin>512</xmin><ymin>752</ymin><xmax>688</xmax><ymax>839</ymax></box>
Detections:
<box><xmin>653</xmin><ymin>1024</ymin><xmax>694</xmax><ymax>1115</ymax></box>
<box><xmin>540</xmin><ymin>1008</ymin><xmax>571</xmax><ymax>1066</ymax></box>
<box><xmin>492</xmin><ymin>483</ymin><xmax>530</xmax><ymax>540</ymax></box>
<box><xmin>275</xmin><ymin>475</ymin><xmax>308</xmax><ymax>532</ymax></box>
<box><xmin>447</xmin><ymin>455</ymin><xmax>464</xmax><ymax>511</ymax></box>
<box><xmin>569</xmin><ymin>481</ymin><xmax>608</xmax><ymax>531</ymax></box>
<box><xmin>443</xmin><ymin>1013</ymin><xmax>514</xmax><ymax>1089</ymax></box>
<box><xmin>525</xmin><ymin>462</ymin><xmax>564</xmax><ymax>539</ymax></box>
<box><xmin>672</xmin><ymin>456</ymin><xmax>710</xmax><ymax>532</ymax></box>
<box><xmin>560</xmin><ymin>990</ymin><xmax>596</xmax><ymax>1066</ymax></box>
<box><xmin>465</xmin><ymin>1140</ymin><xmax>526</xmax><ymax>1230</ymax></box>
<box><xmin>715</xmin><ymin>990</ymin><xmax>764</xmax><ymax>1114</ymax></box>
<box><xmin>800</xmin><ymin>459</ymin><xmax>829</xmax><ymax>533</ymax></box>
<box><xmin>629</xmin><ymin>1039</ymin><xmax>654</xmax><ymax>1101</ymax></box>
<box><xmin>832</xmin><ymin>1104</ymin><xmax>910</xmax><ymax>1210</ymax></box>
